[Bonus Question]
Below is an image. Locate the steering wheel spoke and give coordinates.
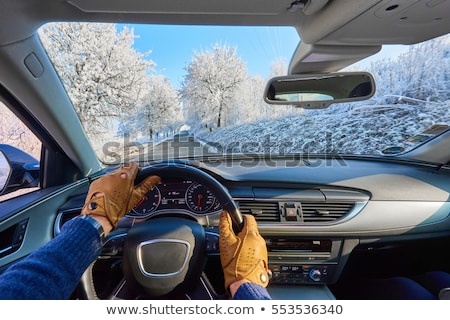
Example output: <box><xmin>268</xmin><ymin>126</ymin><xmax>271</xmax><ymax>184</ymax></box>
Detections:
<box><xmin>108</xmin><ymin>278</ymin><xmax>138</xmax><ymax>300</ymax></box>
<box><xmin>185</xmin><ymin>275</ymin><xmax>227</xmax><ymax>300</ymax></box>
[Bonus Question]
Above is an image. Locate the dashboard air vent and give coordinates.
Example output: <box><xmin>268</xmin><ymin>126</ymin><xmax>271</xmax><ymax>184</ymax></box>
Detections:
<box><xmin>238</xmin><ymin>201</ymin><xmax>280</xmax><ymax>222</ymax></box>
<box><xmin>54</xmin><ymin>209</ymin><xmax>81</xmax><ymax>235</ymax></box>
<box><xmin>238</xmin><ymin>200</ymin><xmax>357</xmax><ymax>223</ymax></box>
<box><xmin>301</xmin><ymin>202</ymin><xmax>355</xmax><ymax>223</ymax></box>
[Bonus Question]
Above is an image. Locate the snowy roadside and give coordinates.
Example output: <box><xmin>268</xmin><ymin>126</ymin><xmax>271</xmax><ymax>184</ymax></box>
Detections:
<box><xmin>196</xmin><ymin>101</ymin><xmax>450</xmax><ymax>156</ymax></box>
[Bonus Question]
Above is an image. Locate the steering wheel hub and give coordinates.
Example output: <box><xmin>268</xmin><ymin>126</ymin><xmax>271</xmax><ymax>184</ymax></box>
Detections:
<box><xmin>123</xmin><ymin>217</ymin><xmax>206</xmax><ymax>298</ymax></box>
<box><xmin>137</xmin><ymin>239</ymin><xmax>190</xmax><ymax>277</ymax></box>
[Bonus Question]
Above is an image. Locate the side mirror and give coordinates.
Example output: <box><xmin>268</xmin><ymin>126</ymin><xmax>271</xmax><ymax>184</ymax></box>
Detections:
<box><xmin>0</xmin><ymin>150</ymin><xmax>12</xmax><ymax>195</ymax></box>
<box><xmin>264</xmin><ymin>72</ymin><xmax>376</xmax><ymax>109</ymax></box>
<box><xmin>0</xmin><ymin>144</ymin><xmax>39</xmax><ymax>196</ymax></box>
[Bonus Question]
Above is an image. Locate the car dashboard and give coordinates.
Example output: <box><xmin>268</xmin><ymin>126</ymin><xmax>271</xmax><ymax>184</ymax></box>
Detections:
<box><xmin>48</xmin><ymin>157</ymin><xmax>450</xmax><ymax>299</ymax></box>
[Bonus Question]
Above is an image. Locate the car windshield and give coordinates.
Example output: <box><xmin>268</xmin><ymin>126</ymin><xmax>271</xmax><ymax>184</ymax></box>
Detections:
<box><xmin>38</xmin><ymin>23</ymin><xmax>450</xmax><ymax>164</ymax></box>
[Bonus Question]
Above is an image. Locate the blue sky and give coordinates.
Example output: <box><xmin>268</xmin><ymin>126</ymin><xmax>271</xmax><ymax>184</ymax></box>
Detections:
<box><xmin>127</xmin><ymin>24</ymin><xmax>408</xmax><ymax>89</ymax></box>
<box><xmin>128</xmin><ymin>24</ymin><xmax>300</xmax><ymax>88</ymax></box>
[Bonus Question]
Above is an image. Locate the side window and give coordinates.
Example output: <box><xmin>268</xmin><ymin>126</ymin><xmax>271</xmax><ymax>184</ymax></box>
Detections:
<box><xmin>0</xmin><ymin>101</ymin><xmax>41</xmax><ymax>201</ymax></box>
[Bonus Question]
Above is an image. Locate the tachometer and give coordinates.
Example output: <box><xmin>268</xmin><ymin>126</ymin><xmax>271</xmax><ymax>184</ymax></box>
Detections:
<box><xmin>131</xmin><ymin>186</ymin><xmax>161</xmax><ymax>216</ymax></box>
<box><xmin>186</xmin><ymin>182</ymin><xmax>216</xmax><ymax>213</ymax></box>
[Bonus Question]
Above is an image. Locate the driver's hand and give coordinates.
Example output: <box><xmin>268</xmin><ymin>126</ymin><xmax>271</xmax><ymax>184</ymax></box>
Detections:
<box><xmin>81</xmin><ymin>162</ymin><xmax>160</xmax><ymax>228</ymax></box>
<box><xmin>219</xmin><ymin>210</ymin><xmax>270</xmax><ymax>291</ymax></box>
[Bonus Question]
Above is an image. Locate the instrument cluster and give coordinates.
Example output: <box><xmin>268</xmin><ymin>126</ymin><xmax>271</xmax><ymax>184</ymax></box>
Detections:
<box><xmin>126</xmin><ymin>177</ymin><xmax>221</xmax><ymax>217</ymax></box>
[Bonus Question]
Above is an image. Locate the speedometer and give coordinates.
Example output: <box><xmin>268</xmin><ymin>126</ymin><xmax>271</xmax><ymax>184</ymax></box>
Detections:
<box><xmin>185</xmin><ymin>182</ymin><xmax>216</xmax><ymax>213</ymax></box>
<box><xmin>131</xmin><ymin>186</ymin><xmax>161</xmax><ymax>216</ymax></box>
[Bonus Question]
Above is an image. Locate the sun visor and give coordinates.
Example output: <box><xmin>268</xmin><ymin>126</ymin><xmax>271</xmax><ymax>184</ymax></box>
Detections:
<box><xmin>67</xmin><ymin>0</ymin><xmax>295</xmax><ymax>15</ymax></box>
<box><xmin>289</xmin><ymin>42</ymin><xmax>381</xmax><ymax>74</ymax></box>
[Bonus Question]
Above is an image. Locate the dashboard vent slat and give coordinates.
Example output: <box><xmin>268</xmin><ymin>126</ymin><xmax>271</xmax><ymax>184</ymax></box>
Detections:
<box><xmin>301</xmin><ymin>202</ymin><xmax>355</xmax><ymax>223</ymax></box>
<box><xmin>238</xmin><ymin>200</ymin><xmax>356</xmax><ymax>223</ymax></box>
<box><xmin>238</xmin><ymin>201</ymin><xmax>280</xmax><ymax>222</ymax></box>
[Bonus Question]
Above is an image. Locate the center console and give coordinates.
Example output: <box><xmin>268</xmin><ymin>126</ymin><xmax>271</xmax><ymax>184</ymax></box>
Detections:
<box><xmin>266</xmin><ymin>238</ymin><xmax>342</xmax><ymax>285</ymax></box>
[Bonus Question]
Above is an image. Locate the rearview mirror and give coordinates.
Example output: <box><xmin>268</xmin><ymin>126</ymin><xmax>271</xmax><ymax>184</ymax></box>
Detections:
<box><xmin>264</xmin><ymin>72</ymin><xmax>376</xmax><ymax>109</ymax></box>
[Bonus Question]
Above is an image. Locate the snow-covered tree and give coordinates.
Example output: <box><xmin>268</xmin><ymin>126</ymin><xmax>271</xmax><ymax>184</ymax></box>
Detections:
<box><xmin>181</xmin><ymin>43</ymin><xmax>247</xmax><ymax>130</ymax></box>
<box><xmin>231</xmin><ymin>75</ymin><xmax>268</xmax><ymax>125</ymax></box>
<box><xmin>229</xmin><ymin>73</ymin><xmax>304</xmax><ymax>125</ymax></box>
<box><xmin>134</xmin><ymin>74</ymin><xmax>183</xmax><ymax>140</ymax></box>
<box><xmin>221</xmin><ymin>57</ymin><xmax>302</xmax><ymax>126</ymax></box>
<box><xmin>269</xmin><ymin>58</ymin><xmax>288</xmax><ymax>77</ymax></box>
<box><xmin>370</xmin><ymin>34</ymin><xmax>450</xmax><ymax>103</ymax></box>
<box><xmin>38</xmin><ymin>23</ymin><xmax>154</xmax><ymax>137</ymax></box>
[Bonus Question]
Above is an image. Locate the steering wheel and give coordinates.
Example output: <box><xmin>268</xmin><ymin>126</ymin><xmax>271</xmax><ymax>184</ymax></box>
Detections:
<box><xmin>81</xmin><ymin>162</ymin><xmax>243</xmax><ymax>300</ymax></box>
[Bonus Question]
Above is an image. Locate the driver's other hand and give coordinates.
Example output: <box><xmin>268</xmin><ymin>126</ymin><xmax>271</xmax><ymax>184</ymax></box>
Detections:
<box><xmin>219</xmin><ymin>210</ymin><xmax>269</xmax><ymax>291</ymax></box>
<box><xmin>81</xmin><ymin>162</ymin><xmax>161</xmax><ymax>228</ymax></box>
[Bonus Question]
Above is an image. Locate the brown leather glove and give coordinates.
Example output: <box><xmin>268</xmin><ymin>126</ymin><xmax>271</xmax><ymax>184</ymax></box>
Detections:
<box><xmin>219</xmin><ymin>210</ymin><xmax>270</xmax><ymax>290</ymax></box>
<box><xmin>81</xmin><ymin>162</ymin><xmax>160</xmax><ymax>228</ymax></box>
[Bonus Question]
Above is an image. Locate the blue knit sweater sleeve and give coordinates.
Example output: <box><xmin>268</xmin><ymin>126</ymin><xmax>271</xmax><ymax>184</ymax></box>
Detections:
<box><xmin>0</xmin><ymin>216</ymin><xmax>269</xmax><ymax>300</ymax></box>
<box><xmin>0</xmin><ymin>217</ymin><xmax>102</xmax><ymax>299</ymax></box>
<box><xmin>232</xmin><ymin>282</ymin><xmax>272</xmax><ymax>300</ymax></box>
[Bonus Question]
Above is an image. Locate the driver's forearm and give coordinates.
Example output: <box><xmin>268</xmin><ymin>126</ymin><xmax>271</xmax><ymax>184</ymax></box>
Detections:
<box><xmin>232</xmin><ymin>281</ymin><xmax>272</xmax><ymax>300</ymax></box>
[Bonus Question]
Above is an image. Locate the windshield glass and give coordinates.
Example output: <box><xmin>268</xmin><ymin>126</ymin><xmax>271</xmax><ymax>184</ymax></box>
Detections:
<box><xmin>38</xmin><ymin>23</ymin><xmax>450</xmax><ymax>164</ymax></box>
